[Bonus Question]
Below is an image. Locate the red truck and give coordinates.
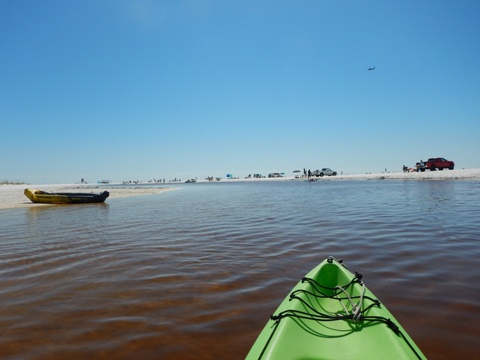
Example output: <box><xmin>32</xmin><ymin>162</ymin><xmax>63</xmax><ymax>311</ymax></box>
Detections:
<box><xmin>423</xmin><ymin>157</ymin><xmax>455</xmax><ymax>171</ymax></box>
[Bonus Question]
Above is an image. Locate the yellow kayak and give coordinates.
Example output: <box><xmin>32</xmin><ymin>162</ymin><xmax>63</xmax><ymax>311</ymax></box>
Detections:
<box><xmin>24</xmin><ymin>188</ymin><xmax>109</xmax><ymax>204</ymax></box>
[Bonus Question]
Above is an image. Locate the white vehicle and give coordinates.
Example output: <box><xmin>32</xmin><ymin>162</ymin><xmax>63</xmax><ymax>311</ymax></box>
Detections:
<box><xmin>313</xmin><ymin>168</ymin><xmax>337</xmax><ymax>177</ymax></box>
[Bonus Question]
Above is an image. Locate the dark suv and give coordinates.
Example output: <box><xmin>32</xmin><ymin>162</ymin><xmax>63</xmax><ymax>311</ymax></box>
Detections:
<box><xmin>424</xmin><ymin>158</ymin><xmax>455</xmax><ymax>171</ymax></box>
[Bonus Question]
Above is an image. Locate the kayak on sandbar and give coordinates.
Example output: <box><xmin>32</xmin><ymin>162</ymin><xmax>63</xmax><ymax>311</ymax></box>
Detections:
<box><xmin>24</xmin><ymin>188</ymin><xmax>109</xmax><ymax>204</ymax></box>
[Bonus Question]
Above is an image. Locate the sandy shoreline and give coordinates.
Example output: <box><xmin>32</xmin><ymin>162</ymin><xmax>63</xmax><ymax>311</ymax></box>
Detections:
<box><xmin>197</xmin><ymin>168</ymin><xmax>480</xmax><ymax>182</ymax></box>
<box><xmin>0</xmin><ymin>185</ymin><xmax>177</xmax><ymax>211</ymax></box>
<box><xmin>2</xmin><ymin>168</ymin><xmax>479</xmax><ymax>210</ymax></box>
<box><xmin>301</xmin><ymin>168</ymin><xmax>480</xmax><ymax>181</ymax></box>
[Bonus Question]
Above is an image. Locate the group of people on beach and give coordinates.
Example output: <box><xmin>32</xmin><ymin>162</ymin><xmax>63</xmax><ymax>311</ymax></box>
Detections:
<box><xmin>403</xmin><ymin>160</ymin><xmax>424</xmax><ymax>173</ymax></box>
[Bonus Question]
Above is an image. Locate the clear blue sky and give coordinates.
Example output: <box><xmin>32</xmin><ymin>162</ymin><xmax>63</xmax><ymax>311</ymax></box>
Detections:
<box><xmin>2</xmin><ymin>0</ymin><xmax>479</xmax><ymax>184</ymax></box>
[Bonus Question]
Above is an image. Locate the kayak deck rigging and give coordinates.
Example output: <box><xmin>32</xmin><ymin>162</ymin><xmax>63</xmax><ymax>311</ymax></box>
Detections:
<box><xmin>247</xmin><ymin>257</ymin><xmax>426</xmax><ymax>360</ymax></box>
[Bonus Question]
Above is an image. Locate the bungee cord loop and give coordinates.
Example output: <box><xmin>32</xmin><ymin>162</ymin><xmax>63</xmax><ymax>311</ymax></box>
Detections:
<box><xmin>335</xmin><ymin>279</ymin><xmax>365</xmax><ymax>321</ymax></box>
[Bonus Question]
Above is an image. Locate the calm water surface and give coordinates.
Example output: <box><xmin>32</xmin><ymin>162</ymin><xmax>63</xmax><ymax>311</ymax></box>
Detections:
<box><xmin>1</xmin><ymin>181</ymin><xmax>479</xmax><ymax>359</ymax></box>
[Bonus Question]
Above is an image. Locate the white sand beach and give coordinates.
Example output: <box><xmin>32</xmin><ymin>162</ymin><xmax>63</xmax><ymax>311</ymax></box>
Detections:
<box><xmin>201</xmin><ymin>168</ymin><xmax>480</xmax><ymax>182</ymax></box>
<box><xmin>309</xmin><ymin>168</ymin><xmax>480</xmax><ymax>181</ymax></box>
<box><xmin>2</xmin><ymin>168</ymin><xmax>479</xmax><ymax>210</ymax></box>
<box><xmin>0</xmin><ymin>184</ymin><xmax>176</xmax><ymax>211</ymax></box>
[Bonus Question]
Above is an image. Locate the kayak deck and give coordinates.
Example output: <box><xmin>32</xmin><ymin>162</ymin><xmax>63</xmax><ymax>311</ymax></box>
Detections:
<box><xmin>246</xmin><ymin>257</ymin><xmax>426</xmax><ymax>360</ymax></box>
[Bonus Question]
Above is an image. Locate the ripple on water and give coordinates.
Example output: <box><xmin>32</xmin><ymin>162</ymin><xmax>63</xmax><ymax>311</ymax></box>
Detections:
<box><xmin>0</xmin><ymin>181</ymin><xmax>479</xmax><ymax>359</ymax></box>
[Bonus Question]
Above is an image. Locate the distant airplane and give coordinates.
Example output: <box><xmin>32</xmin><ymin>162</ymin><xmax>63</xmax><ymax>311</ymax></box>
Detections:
<box><xmin>368</xmin><ymin>67</ymin><xmax>375</xmax><ymax>71</ymax></box>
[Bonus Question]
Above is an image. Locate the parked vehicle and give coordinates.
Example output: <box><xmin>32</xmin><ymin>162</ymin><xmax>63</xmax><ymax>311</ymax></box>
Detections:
<box><xmin>424</xmin><ymin>158</ymin><xmax>455</xmax><ymax>171</ymax></box>
<box><xmin>313</xmin><ymin>168</ymin><xmax>337</xmax><ymax>177</ymax></box>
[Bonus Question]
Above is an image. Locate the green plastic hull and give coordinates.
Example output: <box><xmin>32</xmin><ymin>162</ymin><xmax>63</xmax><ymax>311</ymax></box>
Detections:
<box><xmin>246</xmin><ymin>257</ymin><xmax>426</xmax><ymax>360</ymax></box>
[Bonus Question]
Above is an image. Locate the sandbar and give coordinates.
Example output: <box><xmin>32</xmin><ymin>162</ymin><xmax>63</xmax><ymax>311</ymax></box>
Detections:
<box><xmin>0</xmin><ymin>185</ymin><xmax>176</xmax><ymax>211</ymax></box>
<box><xmin>2</xmin><ymin>169</ymin><xmax>479</xmax><ymax>210</ymax></box>
<box><xmin>196</xmin><ymin>168</ymin><xmax>480</xmax><ymax>182</ymax></box>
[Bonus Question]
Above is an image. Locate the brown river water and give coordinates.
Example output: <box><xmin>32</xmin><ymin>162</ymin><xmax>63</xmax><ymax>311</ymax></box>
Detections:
<box><xmin>1</xmin><ymin>180</ymin><xmax>479</xmax><ymax>359</ymax></box>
